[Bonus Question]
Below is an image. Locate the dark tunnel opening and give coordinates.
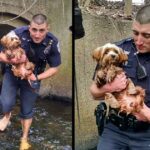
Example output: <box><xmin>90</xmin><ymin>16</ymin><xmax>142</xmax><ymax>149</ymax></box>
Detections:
<box><xmin>0</xmin><ymin>24</ymin><xmax>15</xmax><ymax>38</ymax></box>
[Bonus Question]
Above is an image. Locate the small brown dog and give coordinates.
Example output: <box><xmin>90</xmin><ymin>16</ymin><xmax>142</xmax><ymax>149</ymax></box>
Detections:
<box><xmin>1</xmin><ymin>33</ymin><xmax>35</xmax><ymax>79</ymax></box>
<box><xmin>92</xmin><ymin>43</ymin><xmax>145</xmax><ymax>114</ymax></box>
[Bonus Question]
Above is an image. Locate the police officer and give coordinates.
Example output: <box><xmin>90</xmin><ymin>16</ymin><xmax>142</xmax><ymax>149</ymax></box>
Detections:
<box><xmin>0</xmin><ymin>14</ymin><xmax>61</xmax><ymax>150</ymax></box>
<box><xmin>90</xmin><ymin>5</ymin><xmax>150</xmax><ymax>150</ymax></box>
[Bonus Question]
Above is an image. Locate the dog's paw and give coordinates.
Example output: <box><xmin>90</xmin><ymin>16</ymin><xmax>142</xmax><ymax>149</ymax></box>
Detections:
<box><xmin>96</xmin><ymin>76</ymin><xmax>106</xmax><ymax>87</ymax></box>
<box><xmin>96</xmin><ymin>70</ymin><xmax>106</xmax><ymax>87</ymax></box>
<box><xmin>106</xmin><ymin>72</ymin><xmax>116</xmax><ymax>83</ymax></box>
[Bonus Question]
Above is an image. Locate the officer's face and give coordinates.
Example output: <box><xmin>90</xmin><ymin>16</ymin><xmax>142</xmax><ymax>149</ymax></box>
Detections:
<box><xmin>132</xmin><ymin>21</ymin><xmax>150</xmax><ymax>53</ymax></box>
<box><xmin>29</xmin><ymin>22</ymin><xmax>48</xmax><ymax>43</ymax></box>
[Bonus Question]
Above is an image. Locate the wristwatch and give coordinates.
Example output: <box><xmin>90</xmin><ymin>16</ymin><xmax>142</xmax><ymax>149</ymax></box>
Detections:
<box><xmin>30</xmin><ymin>74</ymin><xmax>40</xmax><ymax>89</ymax></box>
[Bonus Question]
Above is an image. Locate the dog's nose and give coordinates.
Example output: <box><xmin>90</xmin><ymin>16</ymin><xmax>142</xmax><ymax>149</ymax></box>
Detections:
<box><xmin>111</xmin><ymin>54</ymin><xmax>116</xmax><ymax>58</ymax></box>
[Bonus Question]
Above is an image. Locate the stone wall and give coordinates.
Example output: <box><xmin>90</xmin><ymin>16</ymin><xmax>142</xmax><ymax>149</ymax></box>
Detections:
<box><xmin>0</xmin><ymin>0</ymin><xmax>72</xmax><ymax>99</ymax></box>
<box><xmin>75</xmin><ymin>12</ymin><xmax>132</xmax><ymax>149</ymax></box>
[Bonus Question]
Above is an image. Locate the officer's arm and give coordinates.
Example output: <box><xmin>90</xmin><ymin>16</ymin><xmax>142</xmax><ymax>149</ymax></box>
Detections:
<box><xmin>90</xmin><ymin>81</ymin><xmax>119</xmax><ymax>100</ymax></box>
<box><xmin>37</xmin><ymin>67</ymin><xmax>59</xmax><ymax>80</ymax></box>
<box><xmin>0</xmin><ymin>51</ymin><xmax>27</xmax><ymax>64</ymax></box>
<box><xmin>90</xmin><ymin>73</ymin><xmax>127</xmax><ymax>100</ymax></box>
<box><xmin>90</xmin><ymin>81</ymin><xmax>110</xmax><ymax>100</ymax></box>
<box><xmin>0</xmin><ymin>51</ymin><xmax>10</xmax><ymax>63</ymax></box>
<box><xmin>133</xmin><ymin>104</ymin><xmax>150</xmax><ymax>122</ymax></box>
<box><xmin>28</xmin><ymin>66</ymin><xmax>59</xmax><ymax>81</ymax></box>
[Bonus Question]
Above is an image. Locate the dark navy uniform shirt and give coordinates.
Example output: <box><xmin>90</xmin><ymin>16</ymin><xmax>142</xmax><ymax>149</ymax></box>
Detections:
<box><xmin>115</xmin><ymin>38</ymin><xmax>150</xmax><ymax>107</ymax></box>
<box><xmin>14</xmin><ymin>26</ymin><xmax>61</xmax><ymax>71</ymax></box>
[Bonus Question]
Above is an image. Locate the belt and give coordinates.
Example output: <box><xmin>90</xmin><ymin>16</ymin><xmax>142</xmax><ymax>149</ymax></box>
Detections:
<box><xmin>108</xmin><ymin>108</ymin><xmax>150</xmax><ymax>132</ymax></box>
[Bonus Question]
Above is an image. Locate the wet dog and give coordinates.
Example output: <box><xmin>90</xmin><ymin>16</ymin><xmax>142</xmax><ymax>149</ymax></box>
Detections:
<box><xmin>1</xmin><ymin>33</ymin><xmax>35</xmax><ymax>79</ymax></box>
<box><xmin>92</xmin><ymin>43</ymin><xmax>145</xmax><ymax>114</ymax></box>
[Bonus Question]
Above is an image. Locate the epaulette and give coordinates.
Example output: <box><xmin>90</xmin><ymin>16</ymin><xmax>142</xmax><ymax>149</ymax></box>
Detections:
<box><xmin>114</xmin><ymin>37</ymin><xmax>133</xmax><ymax>46</ymax></box>
<box><xmin>47</xmin><ymin>32</ymin><xmax>58</xmax><ymax>43</ymax></box>
<box><xmin>14</xmin><ymin>26</ymin><xmax>28</xmax><ymax>35</ymax></box>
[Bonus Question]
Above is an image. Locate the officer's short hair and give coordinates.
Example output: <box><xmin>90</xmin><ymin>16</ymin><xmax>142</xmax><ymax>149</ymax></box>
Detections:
<box><xmin>135</xmin><ymin>4</ymin><xmax>150</xmax><ymax>24</ymax></box>
<box><xmin>31</xmin><ymin>14</ymin><xmax>48</xmax><ymax>25</ymax></box>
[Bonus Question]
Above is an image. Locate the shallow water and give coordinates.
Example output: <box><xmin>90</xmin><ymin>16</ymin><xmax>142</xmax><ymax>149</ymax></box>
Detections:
<box><xmin>0</xmin><ymin>97</ymin><xmax>72</xmax><ymax>150</ymax></box>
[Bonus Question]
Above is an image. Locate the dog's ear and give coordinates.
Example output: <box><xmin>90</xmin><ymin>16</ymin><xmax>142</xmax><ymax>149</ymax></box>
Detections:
<box><xmin>92</xmin><ymin>47</ymin><xmax>103</xmax><ymax>62</ymax></box>
<box><xmin>1</xmin><ymin>36</ymin><xmax>12</xmax><ymax>48</ymax></box>
<box><xmin>119</xmin><ymin>48</ymin><xmax>128</xmax><ymax>63</ymax></box>
<box><xmin>137</xmin><ymin>87</ymin><xmax>145</xmax><ymax>98</ymax></box>
<box><xmin>0</xmin><ymin>36</ymin><xmax>7</xmax><ymax>47</ymax></box>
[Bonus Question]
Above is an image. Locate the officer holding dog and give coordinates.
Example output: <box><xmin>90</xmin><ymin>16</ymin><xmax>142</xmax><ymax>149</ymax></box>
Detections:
<box><xmin>0</xmin><ymin>14</ymin><xmax>61</xmax><ymax>150</ymax></box>
<box><xmin>90</xmin><ymin>5</ymin><xmax>150</xmax><ymax>150</ymax></box>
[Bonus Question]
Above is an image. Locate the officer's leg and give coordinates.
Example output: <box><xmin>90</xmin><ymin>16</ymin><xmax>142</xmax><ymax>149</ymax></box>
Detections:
<box><xmin>19</xmin><ymin>80</ymin><xmax>39</xmax><ymax>119</ymax></box>
<box><xmin>129</xmin><ymin>131</ymin><xmax>150</xmax><ymax>150</ymax></box>
<box><xmin>0</xmin><ymin>72</ymin><xmax>18</xmax><ymax>131</ymax></box>
<box><xmin>19</xmin><ymin>80</ymin><xmax>39</xmax><ymax>149</ymax></box>
<box><xmin>97</xmin><ymin>127</ymin><xmax>128</xmax><ymax>150</ymax></box>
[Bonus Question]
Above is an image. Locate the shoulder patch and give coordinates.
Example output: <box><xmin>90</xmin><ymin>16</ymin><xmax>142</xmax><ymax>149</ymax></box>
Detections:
<box><xmin>57</xmin><ymin>42</ymin><xmax>60</xmax><ymax>53</ymax></box>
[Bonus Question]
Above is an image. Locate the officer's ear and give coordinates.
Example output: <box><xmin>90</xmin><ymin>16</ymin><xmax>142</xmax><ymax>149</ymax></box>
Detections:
<box><xmin>28</xmin><ymin>25</ymin><xmax>31</xmax><ymax>31</ymax></box>
<box><xmin>47</xmin><ymin>25</ymin><xmax>50</xmax><ymax>32</ymax></box>
<box><xmin>47</xmin><ymin>23</ymin><xmax>50</xmax><ymax>32</ymax></box>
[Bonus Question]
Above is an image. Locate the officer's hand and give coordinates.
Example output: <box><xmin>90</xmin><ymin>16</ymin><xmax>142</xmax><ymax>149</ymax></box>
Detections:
<box><xmin>28</xmin><ymin>73</ymin><xmax>37</xmax><ymax>81</ymax></box>
<box><xmin>9</xmin><ymin>53</ymin><xmax>27</xmax><ymax>64</ymax></box>
<box><xmin>132</xmin><ymin>103</ymin><xmax>150</xmax><ymax>122</ymax></box>
<box><xmin>28</xmin><ymin>73</ymin><xmax>40</xmax><ymax>90</ymax></box>
<box><xmin>105</xmin><ymin>72</ymin><xmax>127</xmax><ymax>93</ymax></box>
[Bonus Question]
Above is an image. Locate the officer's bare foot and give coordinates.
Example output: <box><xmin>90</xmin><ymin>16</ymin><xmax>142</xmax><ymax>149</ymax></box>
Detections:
<box><xmin>0</xmin><ymin>113</ymin><xmax>11</xmax><ymax>131</ymax></box>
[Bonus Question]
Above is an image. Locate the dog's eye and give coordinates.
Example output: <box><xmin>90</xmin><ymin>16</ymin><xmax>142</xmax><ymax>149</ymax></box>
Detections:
<box><xmin>104</xmin><ymin>49</ymin><xmax>109</xmax><ymax>54</ymax></box>
<box><xmin>13</xmin><ymin>37</ymin><xmax>18</xmax><ymax>40</ymax></box>
<box><xmin>114</xmin><ymin>50</ymin><xmax>118</xmax><ymax>54</ymax></box>
<box><xmin>11</xmin><ymin>37</ymin><xmax>18</xmax><ymax>41</ymax></box>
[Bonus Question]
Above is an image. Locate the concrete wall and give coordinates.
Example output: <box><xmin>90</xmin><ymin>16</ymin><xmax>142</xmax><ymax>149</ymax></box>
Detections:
<box><xmin>0</xmin><ymin>0</ymin><xmax>72</xmax><ymax>98</ymax></box>
<box><xmin>75</xmin><ymin>12</ymin><xmax>132</xmax><ymax>149</ymax></box>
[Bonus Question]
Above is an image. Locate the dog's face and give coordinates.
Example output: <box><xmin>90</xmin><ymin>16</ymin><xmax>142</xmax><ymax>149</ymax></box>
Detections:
<box><xmin>92</xmin><ymin>43</ymin><xmax>128</xmax><ymax>67</ymax></box>
<box><xmin>1</xmin><ymin>35</ymin><xmax>21</xmax><ymax>49</ymax></box>
<box><xmin>3</xmin><ymin>46</ymin><xmax>24</xmax><ymax>60</ymax></box>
